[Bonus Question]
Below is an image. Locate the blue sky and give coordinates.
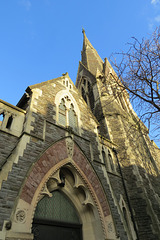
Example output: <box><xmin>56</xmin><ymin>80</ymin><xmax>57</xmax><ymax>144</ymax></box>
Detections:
<box><xmin>0</xmin><ymin>0</ymin><xmax>160</xmax><ymax>106</ymax></box>
<box><xmin>0</xmin><ymin>1</ymin><xmax>160</xmax><ymax>146</ymax></box>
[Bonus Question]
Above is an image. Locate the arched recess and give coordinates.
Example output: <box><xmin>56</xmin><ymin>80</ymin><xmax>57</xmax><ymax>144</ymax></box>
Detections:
<box><xmin>119</xmin><ymin>195</ymin><xmax>136</xmax><ymax>240</ymax></box>
<box><xmin>10</xmin><ymin>138</ymin><xmax>117</xmax><ymax>240</ymax></box>
<box><xmin>80</xmin><ymin>76</ymin><xmax>95</xmax><ymax>112</ymax></box>
<box><xmin>32</xmin><ymin>189</ymin><xmax>82</xmax><ymax>240</ymax></box>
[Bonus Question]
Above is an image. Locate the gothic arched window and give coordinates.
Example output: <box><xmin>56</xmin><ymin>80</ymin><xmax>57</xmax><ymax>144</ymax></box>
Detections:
<box><xmin>68</xmin><ymin>104</ymin><xmax>77</xmax><ymax>131</ymax></box>
<box><xmin>82</xmin><ymin>87</ymin><xmax>87</xmax><ymax>103</ymax></box>
<box><xmin>119</xmin><ymin>198</ymin><xmax>136</xmax><ymax>239</ymax></box>
<box><xmin>6</xmin><ymin>115</ymin><xmax>13</xmax><ymax>129</ymax></box>
<box><xmin>108</xmin><ymin>150</ymin><xmax>114</xmax><ymax>172</ymax></box>
<box><xmin>81</xmin><ymin>77</ymin><xmax>95</xmax><ymax>112</ymax></box>
<box><xmin>58</xmin><ymin>98</ymin><xmax>66</xmax><ymax>126</ymax></box>
<box><xmin>102</xmin><ymin>148</ymin><xmax>110</xmax><ymax>170</ymax></box>
<box><xmin>58</xmin><ymin>97</ymin><xmax>78</xmax><ymax>132</ymax></box>
<box><xmin>88</xmin><ymin>89</ymin><xmax>95</xmax><ymax>111</ymax></box>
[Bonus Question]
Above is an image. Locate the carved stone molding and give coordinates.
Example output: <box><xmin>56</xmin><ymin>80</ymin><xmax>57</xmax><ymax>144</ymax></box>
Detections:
<box><xmin>40</xmin><ymin>183</ymin><xmax>52</xmax><ymax>198</ymax></box>
<box><xmin>15</xmin><ymin>209</ymin><xmax>26</xmax><ymax>223</ymax></box>
<box><xmin>66</xmin><ymin>137</ymin><xmax>74</xmax><ymax>158</ymax></box>
<box><xmin>107</xmin><ymin>222</ymin><xmax>113</xmax><ymax>233</ymax></box>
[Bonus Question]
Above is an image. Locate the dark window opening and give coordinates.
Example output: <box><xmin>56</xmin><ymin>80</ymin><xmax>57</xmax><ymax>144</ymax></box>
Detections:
<box><xmin>102</xmin><ymin>149</ymin><xmax>106</xmax><ymax>164</ymax></box>
<box><xmin>108</xmin><ymin>150</ymin><xmax>114</xmax><ymax>172</ymax></box>
<box><xmin>6</xmin><ymin>115</ymin><xmax>13</xmax><ymax>129</ymax></box>
<box><xmin>89</xmin><ymin>90</ymin><xmax>95</xmax><ymax>111</ymax></box>
<box><xmin>82</xmin><ymin>87</ymin><xmax>87</xmax><ymax>103</ymax></box>
<box><xmin>88</xmin><ymin>81</ymin><xmax>91</xmax><ymax>92</ymax></box>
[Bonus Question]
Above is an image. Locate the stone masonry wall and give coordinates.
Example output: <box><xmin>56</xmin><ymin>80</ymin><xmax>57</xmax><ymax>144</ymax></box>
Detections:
<box><xmin>0</xmin><ymin>132</ymin><xmax>18</xmax><ymax>168</ymax></box>
<box><xmin>0</xmin><ymin>78</ymin><xmax>130</xmax><ymax>240</ymax></box>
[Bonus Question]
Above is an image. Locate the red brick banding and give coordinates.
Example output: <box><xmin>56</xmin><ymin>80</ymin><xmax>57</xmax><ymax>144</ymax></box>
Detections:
<box><xmin>21</xmin><ymin>139</ymin><xmax>67</xmax><ymax>203</ymax></box>
<box><xmin>20</xmin><ymin>139</ymin><xmax>110</xmax><ymax>217</ymax></box>
<box><xmin>73</xmin><ymin>144</ymin><xmax>110</xmax><ymax>217</ymax></box>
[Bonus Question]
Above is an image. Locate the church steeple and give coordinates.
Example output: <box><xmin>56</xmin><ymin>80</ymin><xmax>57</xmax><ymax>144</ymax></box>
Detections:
<box><xmin>81</xmin><ymin>29</ymin><xmax>103</xmax><ymax>76</ymax></box>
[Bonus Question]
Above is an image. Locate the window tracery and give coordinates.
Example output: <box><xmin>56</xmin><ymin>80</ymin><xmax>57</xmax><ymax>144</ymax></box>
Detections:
<box><xmin>58</xmin><ymin>99</ymin><xmax>66</xmax><ymax>127</ymax></box>
<box><xmin>68</xmin><ymin>104</ymin><xmax>78</xmax><ymax>131</ymax></box>
<box><xmin>101</xmin><ymin>147</ymin><xmax>115</xmax><ymax>172</ymax></box>
<box><xmin>58</xmin><ymin>96</ymin><xmax>78</xmax><ymax>132</ymax></box>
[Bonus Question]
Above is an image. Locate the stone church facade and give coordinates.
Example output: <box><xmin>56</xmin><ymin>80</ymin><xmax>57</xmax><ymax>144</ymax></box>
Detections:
<box><xmin>0</xmin><ymin>31</ymin><xmax>160</xmax><ymax>240</ymax></box>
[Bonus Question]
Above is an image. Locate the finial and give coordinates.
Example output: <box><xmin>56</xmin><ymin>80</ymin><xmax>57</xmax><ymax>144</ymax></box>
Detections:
<box><xmin>82</xmin><ymin>28</ymin><xmax>85</xmax><ymax>34</ymax></box>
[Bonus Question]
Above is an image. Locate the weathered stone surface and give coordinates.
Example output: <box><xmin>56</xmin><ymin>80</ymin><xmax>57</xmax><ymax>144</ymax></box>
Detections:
<box><xmin>0</xmin><ymin>32</ymin><xmax>159</xmax><ymax>240</ymax></box>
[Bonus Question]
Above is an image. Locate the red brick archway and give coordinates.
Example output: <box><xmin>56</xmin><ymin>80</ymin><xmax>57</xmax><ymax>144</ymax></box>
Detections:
<box><xmin>20</xmin><ymin>138</ymin><xmax>110</xmax><ymax>217</ymax></box>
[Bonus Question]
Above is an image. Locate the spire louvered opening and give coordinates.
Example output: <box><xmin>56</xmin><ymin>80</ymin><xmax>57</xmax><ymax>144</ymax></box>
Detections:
<box><xmin>81</xmin><ymin>77</ymin><xmax>95</xmax><ymax>111</ymax></box>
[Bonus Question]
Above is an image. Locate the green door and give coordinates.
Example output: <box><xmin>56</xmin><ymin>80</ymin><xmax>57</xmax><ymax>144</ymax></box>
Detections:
<box><xmin>32</xmin><ymin>190</ymin><xmax>82</xmax><ymax>240</ymax></box>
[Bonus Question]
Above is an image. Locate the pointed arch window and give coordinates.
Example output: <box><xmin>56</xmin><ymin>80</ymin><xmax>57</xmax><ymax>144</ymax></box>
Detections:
<box><xmin>108</xmin><ymin>150</ymin><xmax>114</xmax><ymax>172</ymax></box>
<box><xmin>82</xmin><ymin>87</ymin><xmax>87</xmax><ymax>103</ymax></box>
<box><xmin>6</xmin><ymin>115</ymin><xmax>13</xmax><ymax>129</ymax></box>
<box><xmin>101</xmin><ymin>147</ymin><xmax>115</xmax><ymax>172</ymax></box>
<box><xmin>58</xmin><ymin>99</ymin><xmax>66</xmax><ymax>126</ymax></box>
<box><xmin>58</xmin><ymin>97</ymin><xmax>78</xmax><ymax>132</ymax></box>
<box><xmin>102</xmin><ymin>148</ymin><xmax>110</xmax><ymax>170</ymax></box>
<box><xmin>68</xmin><ymin>104</ymin><xmax>77</xmax><ymax>132</ymax></box>
<box><xmin>81</xmin><ymin>77</ymin><xmax>95</xmax><ymax>112</ymax></box>
<box><xmin>88</xmin><ymin>89</ymin><xmax>94</xmax><ymax>111</ymax></box>
<box><xmin>119</xmin><ymin>198</ymin><xmax>137</xmax><ymax>239</ymax></box>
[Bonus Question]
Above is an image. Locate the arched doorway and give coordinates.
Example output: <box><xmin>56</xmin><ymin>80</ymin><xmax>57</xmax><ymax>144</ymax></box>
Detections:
<box><xmin>32</xmin><ymin>190</ymin><xmax>82</xmax><ymax>240</ymax></box>
<box><xmin>12</xmin><ymin>139</ymin><xmax>116</xmax><ymax>240</ymax></box>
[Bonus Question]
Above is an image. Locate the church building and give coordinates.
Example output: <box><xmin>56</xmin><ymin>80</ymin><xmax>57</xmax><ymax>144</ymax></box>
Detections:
<box><xmin>0</xmin><ymin>30</ymin><xmax>160</xmax><ymax>240</ymax></box>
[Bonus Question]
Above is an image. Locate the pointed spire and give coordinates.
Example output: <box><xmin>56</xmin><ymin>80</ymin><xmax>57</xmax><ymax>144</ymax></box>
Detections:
<box><xmin>82</xmin><ymin>28</ymin><xmax>85</xmax><ymax>34</ymax></box>
<box><xmin>81</xmin><ymin>30</ymin><xmax>103</xmax><ymax>76</ymax></box>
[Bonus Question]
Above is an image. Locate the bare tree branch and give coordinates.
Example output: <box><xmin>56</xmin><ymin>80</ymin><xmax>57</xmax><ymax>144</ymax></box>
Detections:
<box><xmin>110</xmin><ymin>27</ymin><xmax>160</xmax><ymax>142</ymax></box>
